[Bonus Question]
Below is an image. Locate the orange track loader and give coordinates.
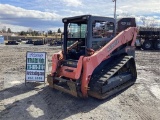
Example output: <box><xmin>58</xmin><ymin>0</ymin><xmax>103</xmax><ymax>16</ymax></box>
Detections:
<box><xmin>47</xmin><ymin>15</ymin><xmax>138</xmax><ymax>99</ymax></box>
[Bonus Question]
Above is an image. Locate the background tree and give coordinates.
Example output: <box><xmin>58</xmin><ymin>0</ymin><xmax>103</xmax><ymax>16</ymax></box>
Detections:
<box><xmin>2</xmin><ymin>26</ymin><xmax>6</xmax><ymax>33</ymax></box>
<box><xmin>48</xmin><ymin>30</ymin><xmax>53</xmax><ymax>35</ymax></box>
<box><xmin>148</xmin><ymin>18</ymin><xmax>156</xmax><ymax>27</ymax></box>
<box><xmin>121</xmin><ymin>12</ymin><xmax>130</xmax><ymax>17</ymax></box>
<box><xmin>141</xmin><ymin>17</ymin><xmax>146</xmax><ymax>26</ymax></box>
<box><xmin>7</xmin><ymin>28</ymin><xmax>12</xmax><ymax>33</ymax></box>
<box><xmin>140</xmin><ymin>17</ymin><xmax>156</xmax><ymax>28</ymax></box>
<box><xmin>31</xmin><ymin>31</ymin><xmax>39</xmax><ymax>36</ymax></box>
<box><xmin>52</xmin><ymin>31</ymin><xmax>56</xmax><ymax>36</ymax></box>
<box><xmin>57</xmin><ymin>28</ymin><xmax>61</xmax><ymax>33</ymax></box>
<box><xmin>19</xmin><ymin>31</ymin><xmax>26</xmax><ymax>36</ymax></box>
<box><xmin>28</xmin><ymin>28</ymin><xmax>33</xmax><ymax>35</ymax></box>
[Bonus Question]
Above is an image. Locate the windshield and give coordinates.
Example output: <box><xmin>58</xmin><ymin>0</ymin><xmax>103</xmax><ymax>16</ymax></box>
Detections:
<box><xmin>68</xmin><ymin>23</ymin><xmax>87</xmax><ymax>38</ymax></box>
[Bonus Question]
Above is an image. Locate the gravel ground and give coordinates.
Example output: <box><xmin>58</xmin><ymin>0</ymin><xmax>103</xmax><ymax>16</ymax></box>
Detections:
<box><xmin>0</xmin><ymin>45</ymin><xmax>160</xmax><ymax>120</ymax></box>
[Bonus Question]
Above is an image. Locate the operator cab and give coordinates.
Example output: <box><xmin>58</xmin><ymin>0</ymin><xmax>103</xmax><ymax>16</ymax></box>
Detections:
<box><xmin>62</xmin><ymin>15</ymin><xmax>115</xmax><ymax>61</ymax></box>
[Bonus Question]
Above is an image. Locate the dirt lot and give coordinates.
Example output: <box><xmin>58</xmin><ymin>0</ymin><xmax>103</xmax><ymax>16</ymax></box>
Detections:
<box><xmin>0</xmin><ymin>45</ymin><xmax>160</xmax><ymax>120</ymax></box>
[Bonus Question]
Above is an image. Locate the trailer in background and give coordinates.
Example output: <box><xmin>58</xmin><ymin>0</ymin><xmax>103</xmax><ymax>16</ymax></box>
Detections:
<box><xmin>136</xmin><ymin>28</ymin><xmax>160</xmax><ymax>50</ymax></box>
<box><xmin>5</xmin><ymin>40</ymin><xmax>19</xmax><ymax>45</ymax></box>
<box><xmin>117</xmin><ymin>18</ymin><xmax>160</xmax><ymax>50</ymax></box>
<box><xmin>33</xmin><ymin>39</ymin><xmax>47</xmax><ymax>45</ymax></box>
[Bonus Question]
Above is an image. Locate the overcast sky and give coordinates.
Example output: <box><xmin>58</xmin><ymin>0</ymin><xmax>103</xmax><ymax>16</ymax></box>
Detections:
<box><xmin>0</xmin><ymin>0</ymin><xmax>160</xmax><ymax>32</ymax></box>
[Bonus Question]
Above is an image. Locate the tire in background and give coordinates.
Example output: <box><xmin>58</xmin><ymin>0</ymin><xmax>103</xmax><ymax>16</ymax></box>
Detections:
<box><xmin>154</xmin><ymin>40</ymin><xmax>160</xmax><ymax>50</ymax></box>
<box><xmin>142</xmin><ymin>40</ymin><xmax>153</xmax><ymax>50</ymax></box>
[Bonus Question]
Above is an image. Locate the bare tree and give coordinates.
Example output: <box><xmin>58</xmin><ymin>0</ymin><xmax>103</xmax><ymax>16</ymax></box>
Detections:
<box><xmin>121</xmin><ymin>12</ymin><xmax>131</xmax><ymax>17</ymax></box>
<box><xmin>140</xmin><ymin>17</ymin><xmax>157</xmax><ymax>28</ymax></box>
<box><xmin>28</xmin><ymin>28</ymin><xmax>33</xmax><ymax>34</ymax></box>
<box><xmin>140</xmin><ymin>17</ymin><xmax>146</xmax><ymax>26</ymax></box>
<box><xmin>149</xmin><ymin>18</ymin><xmax>156</xmax><ymax>27</ymax></box>
<box><xmin>2</xmin><ymin>26</ymin><xmax>6</xmax><ymax>33</ymax></box>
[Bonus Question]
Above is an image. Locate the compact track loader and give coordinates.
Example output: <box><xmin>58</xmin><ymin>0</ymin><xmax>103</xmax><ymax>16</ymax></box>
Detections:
<box><xmin>47</xmin><ymin>15</ymin><xmax>138</xmax><ymax>99</ymax></box>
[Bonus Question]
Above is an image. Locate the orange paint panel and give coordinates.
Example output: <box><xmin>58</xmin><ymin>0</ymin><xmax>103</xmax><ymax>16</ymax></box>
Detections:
<box><xmin>51</xmin><ymin>51</ymin><xmax>63</xmax><ymax>75</ymax></box>
<box><xmin>58</xmin><ymin>66</ymin><xmax>77</xmax><ymax>79</ymax></box>
<box><xmin>57</xmin><ymin>56</ymin><xmax>84</xmax><ymax>80</ymax></box>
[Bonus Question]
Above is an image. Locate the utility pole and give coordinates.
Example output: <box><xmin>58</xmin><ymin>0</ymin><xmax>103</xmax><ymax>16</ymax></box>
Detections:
<box><xmin>112</xmin><ymin>0</ymin><xmax>116</xmax><ymax>19</ymax></box>
<box><xmin>112</xmin><ymin>0</ymin><xmax>117</xmax><ymax>35</ymax></box>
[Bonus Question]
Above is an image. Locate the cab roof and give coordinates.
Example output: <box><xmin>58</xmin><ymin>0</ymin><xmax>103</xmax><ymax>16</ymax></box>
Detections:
<box><xmin>62</xmin><ymin>15</ymin><xmax>114</xmax><ymax>23</ymax></box>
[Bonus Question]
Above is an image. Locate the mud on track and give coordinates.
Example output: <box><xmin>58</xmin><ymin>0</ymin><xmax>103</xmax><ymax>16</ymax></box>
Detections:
<box><xmin>0</xmin><ymin>45</ymin><xmax>160</xmax><ymax>120</ymax></box>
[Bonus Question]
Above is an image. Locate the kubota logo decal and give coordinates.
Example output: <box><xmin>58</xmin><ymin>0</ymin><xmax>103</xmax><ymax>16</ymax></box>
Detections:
<box><xmin>108</xmin><ymin>39</ymin><xmax>119</xmax><ymax>52</ymax></box>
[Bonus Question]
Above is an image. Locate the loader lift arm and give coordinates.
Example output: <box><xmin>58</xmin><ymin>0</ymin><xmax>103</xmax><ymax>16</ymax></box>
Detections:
<box><xmin>81</xmin><ymin>27</ymin><xmax>138</xmax><ymax>97</ymax></box>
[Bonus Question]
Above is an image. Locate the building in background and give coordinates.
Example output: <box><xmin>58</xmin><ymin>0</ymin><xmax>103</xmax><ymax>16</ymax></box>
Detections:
<box><xmin>0</xmin><ymin>33</ymin><xmax>18</xmax><ymax>40</ymax></box>
<box><xmin>0</xmin><ymin>35</ymin><xmax>4</xmax><ymax>44</ymax></box>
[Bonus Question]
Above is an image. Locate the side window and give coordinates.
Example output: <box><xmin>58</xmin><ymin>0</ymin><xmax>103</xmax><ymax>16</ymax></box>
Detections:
<box><xmin>68</xmin><ymin>23</ymin><xmax>87</xmax><ymax>38</ymax></box>
<box><xmin>92</xmin><ymin>21</ymin><xmax>114</xmax><ymax>38</ymax></box>
<box><xmin>68</xmin><ymin>23</ymin><xmax>80</xmax><ymax>38</ymax></box>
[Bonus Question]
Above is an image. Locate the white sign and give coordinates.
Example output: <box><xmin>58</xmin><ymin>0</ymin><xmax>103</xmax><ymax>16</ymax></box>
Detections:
<box><xmin>25</xmin><ymin>52</ymin><xmax>47</xmax><ymax>82</ymax></box>
<box><xmin>0</xmin><ymin>36</ymin><xmax>4</xmax><ymax>44</ymax></box>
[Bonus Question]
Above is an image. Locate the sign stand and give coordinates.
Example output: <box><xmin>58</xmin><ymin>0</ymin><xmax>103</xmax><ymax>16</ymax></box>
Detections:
<box><xmin>25</xmin><ymin>51</ymin><xmax>48</xmax><ymax>86</ymax></box>
<box><xmin>44</xmin><ymin>54</ymin><xmax>49</xmax><ymax>87</ymax></box>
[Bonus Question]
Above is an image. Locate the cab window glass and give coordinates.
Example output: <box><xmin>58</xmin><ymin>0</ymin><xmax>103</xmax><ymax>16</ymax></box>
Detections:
<box><xmin>92</xmin><ymin>21</ymin><xmax>114</xmax><ymax>38</ymax></box>
<box><xmin>68</xmin><ymin>23</ymin><xmax>87</xmax><ymax>38</ymax></box>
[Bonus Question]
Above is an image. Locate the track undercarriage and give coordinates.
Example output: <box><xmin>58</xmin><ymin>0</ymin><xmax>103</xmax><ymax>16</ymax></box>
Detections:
<box><xmin>88</xmin><ymin>55</ymin><xmax>137</xmax><ymax>99</ymax></box>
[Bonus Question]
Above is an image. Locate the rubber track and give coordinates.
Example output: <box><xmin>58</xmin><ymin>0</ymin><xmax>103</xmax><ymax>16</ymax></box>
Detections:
<box><xmin>89</xmin><ymin>55</ymin><xmax>133</xmax><ymax>92</ymax></box>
